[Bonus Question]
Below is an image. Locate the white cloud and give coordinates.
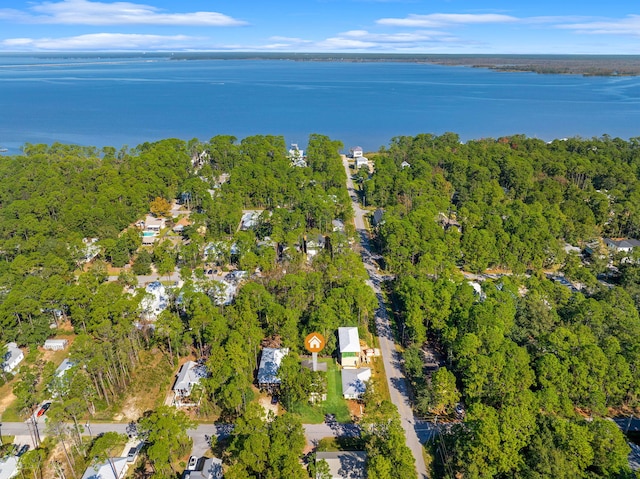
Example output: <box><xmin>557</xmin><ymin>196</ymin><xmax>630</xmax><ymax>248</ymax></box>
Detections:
<box><xmin>0</xmin><ymin>33</ymin><xmax>206</xmax><ymax>50</ymax></box>
<box><xmin>0</xmin><ymin>0</ymin><xmax>246</xmax><ymax>26</ymax></box>
<box><xmin>377</xmin><ymin>13</ymin><xmax>518</xmax><ymax>28</ymax></box>
<box><xmin>557</xmin><ymin>15</ymin><xmax>640</xmax><ymax>37</ymax></box>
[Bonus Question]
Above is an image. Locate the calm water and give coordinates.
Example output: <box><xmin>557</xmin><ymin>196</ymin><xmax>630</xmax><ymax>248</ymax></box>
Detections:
<box><xmin>1</xmin><ymin>53</ymin><xmax>640</xmax><ymax>153</ymax></box>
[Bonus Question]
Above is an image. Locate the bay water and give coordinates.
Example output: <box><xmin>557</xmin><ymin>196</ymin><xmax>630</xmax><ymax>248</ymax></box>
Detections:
<box><xmin>1</xmin><ymin>53</ymin><xmax>639</xmax><ymax>153</ymax></box>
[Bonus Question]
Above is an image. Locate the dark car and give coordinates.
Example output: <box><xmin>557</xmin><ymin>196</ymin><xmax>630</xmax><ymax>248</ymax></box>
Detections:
<box><xmin>37</xmin><ymin>402</ymin><xmax>51</xmax><ymax>417</ymax></box>
<box><xmin>17</xmin><ymin>444</ymin><xmax>30</xmax><ymax>456</ymax></box>
<box><xmin>127</xmin><ymin>447</ymin><xmax>138</xmax><ymax>462</ymax></box>
<box><xmin>271</xmin><ymin>395</ymin><xmax>279</xmax><ymax>405</ymax></box>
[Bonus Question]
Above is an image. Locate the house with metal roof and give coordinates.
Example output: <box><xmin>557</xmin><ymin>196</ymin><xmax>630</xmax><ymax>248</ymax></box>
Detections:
<box><xmin>338</xmin><ymin>327</ymin><xmax>360</xmax><ymax>368</ymax></box>
<box><xmin>257</xmin><ymin>348</ymin><xmax>289</xmax><ymax>391</ymax></box>
<box><xmin>342</xmin><ymin>368</ymin><xmax>371</xmax><ymax>400</ymax></box>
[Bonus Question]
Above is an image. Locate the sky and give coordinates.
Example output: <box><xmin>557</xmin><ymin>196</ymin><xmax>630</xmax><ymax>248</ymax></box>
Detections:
<box><xmin>0</xmin><ymin>0</ymin><xmax>638</xmax><ymax>54</ymax></box>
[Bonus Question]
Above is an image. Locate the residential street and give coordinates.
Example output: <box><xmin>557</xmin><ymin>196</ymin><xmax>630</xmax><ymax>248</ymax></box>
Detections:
<box><xmin>342</xmin><ymin>155</ymin><xmax>430</xmax><ymax>479</ymax></box>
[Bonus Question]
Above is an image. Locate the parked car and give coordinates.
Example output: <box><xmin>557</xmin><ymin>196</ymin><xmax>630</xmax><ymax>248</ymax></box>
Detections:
<box><xmin>37</xmin><ymin>402</ymin><xmax>51</xmax><ymax>417</ymax></box>
<box><xmin>17</xmin><ymin>444</ymin><xmax>29</xmax><ymax>457</ymax></box>
<box><xmin>271</xmin><ymin>395</ymin><xmax>279</xmax><ymax>405</ymax></box>
<box><xmin>187</xmin><ymin>456</ymin><xmax>198</xmax><ymax>471</ymax></box>
<box><xmin>127</xmin><ymin>447</ymin><xmax>138</xmax><ymax>462</ymax></box>
<box><xmin>454</xmin><ymin>403</ymin><xmax>465</xmax><ymax>418</ymax></box>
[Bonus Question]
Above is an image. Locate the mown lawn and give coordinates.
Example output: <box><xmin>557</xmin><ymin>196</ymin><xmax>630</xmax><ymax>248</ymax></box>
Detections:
<box><xmin>290</xmin><ymin>358</ymin><xmax>351</xmax><ymax>424</ymax></box>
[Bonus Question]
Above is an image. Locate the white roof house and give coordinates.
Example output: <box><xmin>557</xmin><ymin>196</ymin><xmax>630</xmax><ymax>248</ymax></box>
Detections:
<box><xmin>173</xmin><ymin>361</ymin><xmax>208</xmax><ymax>404</ymax></box>
<box><xmin>0</xmin><ymin>456</ymin><xmax>18</xmax><ymax>479</ymax></box>
<box><xmin>338</xmin><ymin>327</ymin><xmax>360</xmax><ymax>368</ymax></box>
<box><xmin>140</xmin><ymin>281</ymin><xmax>168</xmax><ymax>320</ymax></box>
<box><xmin>144</xmin><ymin>215</ymin><xmax>165</xmax><ymax>232</ymax></box>
<box><xmin>316</xmin><ymin>451</ymin><xmax>367</xmax><ymax>479</ymax></box>
<box><xmin>257</xmin><ymin>348</ymin><xmax>289</xmax><ymax>388</ymax></box>
<box><xmin>350</xmin><ymin>146</ymin><xmax>363</xmax><ymax>158</ymax></box>
<box><xmin>2</xmin><ymin>342</ymin><xmax>24</xmax><ymax>373</ymax></box>
<box><xmin>355</xmin><ymin>156</ymin><xmax>369</xmax><ymax>169</ymax></box>
<box><xmin>183</xmin><ymin>457</ymin><xmax>223</xmax><ymax>479</ymax></box>
<box><xmin>81</xmin><ymin>457</ymin><xmax>128</xmax><ymax>479</ymax></box>
<box><xmin>239</xmin><ymin>211</ymin><xmax>262</xmax><ymax>231</ymax></box>
<box><xmin>338</xmin><ymin>327</ymin><xmax>360</xmax><ymax>354</ymax></box>
<box><xmin>342</xmin><ymin>368</ymin><xmax>371</xmax><ymax>399</ymax></box>
<box><xmin>44</xmin><ymin>338</ymin><xmax>68</xmax><ymax>351</ymax></box>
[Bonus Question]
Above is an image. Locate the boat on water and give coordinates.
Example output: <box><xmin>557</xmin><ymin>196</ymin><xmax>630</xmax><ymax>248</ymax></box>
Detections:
<box><xmin>0</xmin><ymin>148</ymin><xmax>8</xmax><ymax>153</ymax></box>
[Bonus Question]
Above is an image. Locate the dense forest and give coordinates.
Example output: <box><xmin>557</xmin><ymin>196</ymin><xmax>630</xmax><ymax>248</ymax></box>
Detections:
<box><xmin>0</xmin><ymin>134</ymin><xmax>417</xmax><ymax>479</ymax></box>
<box><xmin>365</xmin><ymin>133</ymin><xmax>640</xmax><ymax>478</ymax></box>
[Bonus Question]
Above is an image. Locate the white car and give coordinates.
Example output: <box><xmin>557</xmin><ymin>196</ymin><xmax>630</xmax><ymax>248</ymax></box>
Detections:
<box><xmin>187</xmin><ymin>456</ymin><xmax>198</xmax><ymax>471</ymax></box>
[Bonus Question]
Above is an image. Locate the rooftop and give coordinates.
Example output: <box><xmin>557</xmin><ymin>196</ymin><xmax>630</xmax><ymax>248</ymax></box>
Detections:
<box><xmin>257</xmin><ymin>348</ymin><xmax>289</xmax><ymax>385</ymax></box>
<box><xmin>338</xmin><ymin>327</ymin><xmax>360</xmax><ymax>354</ymax></box>
<box><xmin>316</xmin><ymin>451</ymin><xmax>367</xmax><ymax>479</ymax></box>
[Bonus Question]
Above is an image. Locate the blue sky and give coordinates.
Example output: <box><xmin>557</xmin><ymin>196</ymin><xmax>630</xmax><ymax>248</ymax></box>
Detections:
<box><xmin>0</xmin><ymin>0</ymin><xmax>638</xmax><ymax>53</ymax></box>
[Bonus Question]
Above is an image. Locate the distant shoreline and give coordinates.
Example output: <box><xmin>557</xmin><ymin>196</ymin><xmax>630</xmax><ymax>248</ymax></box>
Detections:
<box><xmin>2</xmin><ymin>52</ymin><xmax>640</xmax><ymax>76</ymax></box>
<box><xmin>168</xmin><ymin>53</ymin><xmax>640</xmax><ymax>77</ymax></box>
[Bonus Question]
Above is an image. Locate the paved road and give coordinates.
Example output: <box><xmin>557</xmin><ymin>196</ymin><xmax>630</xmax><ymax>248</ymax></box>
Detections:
<box><xmin>1</xmin><ymin>421</ymin><xmax>359</xmax><ymax>452</ymax></box>
<box><xmin>342</xmin><ymin>155</ymin><xmax>430</xmax><ymax>479</ymax></box>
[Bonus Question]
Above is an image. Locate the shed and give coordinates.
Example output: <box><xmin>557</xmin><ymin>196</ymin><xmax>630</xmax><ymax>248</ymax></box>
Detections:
<box><xmin>44</xmin><ymin>338</ymin><xmax>68</xmax><ymax>351</ymax></box>
<box><xmin>316</xmin><ymin>451</ymin><xmax>367</xmax><ymax>479</ymax></box>
<box><xmin>342</xmin><ymin>367</ymin><xmax>371</xmax><ymax>399</ymax></box>
<box><xmin>338</xmin><ymin>327</ymin><xmax>360</xmax><ymax>368</ymax></box>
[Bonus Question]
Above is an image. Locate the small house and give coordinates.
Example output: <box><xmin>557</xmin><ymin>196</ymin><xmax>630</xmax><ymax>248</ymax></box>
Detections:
<box><xmin>342</xmin><ymin>367</ymin><xmax>371</xmax><ymax>400</ymax></box>
<box><xmin>144</xmin><ymin>215</ymin><xmax>165</xmax><ymax>232</ymax></box>
<box><xmin>604</xmin><ymin>238</ymin><xmax>640</xmax><ymax>253</ymax></box>
<box><xmin>55</xmin><ymin>358</ymin><xmax>75</xmax><ymax>378</ymax></box>
<box><xmin>338</xmin><ymin>327</ymin><xmax>360</xmax><ymax>368</ymax></box>
<box><xmin>372</xmin><ymin>208</ymin><xmax>384</xmax><ymax>226</ymax></box>
<box><xmin>350</xmin><ymin>146</ymin><xmax>363</xmax><ymax>158</ymax></box>
<box><xmin>257</xmin><ymin>348</ymin><xmax>289</xmax><ymax>391</ymax></box>
<box><xmin>2</xmin><ymin>342</ymin><xmax>24</xmax><ymax>373</ymax></box>
<box><xmin>315</xmin><ymin>451</ymin><xmax>367</xmax><ymax>479</ymax></box>
<box><xmin>43</xmin><ymin>338</ymin><xmax>68</xmax><ymax>351</ymax></box>
<box><xmin>182</xmin><ymin>457</ymin><xmax>223</xmax><ymax>479</ymax></box>
<box><xmin>173</xmin><ymin>217</ymin><xmax>191</xmax><ymax>233</ymax></box>
<box><xmin>355</xmin><ymin>156</ymin><xmax>369</xmax><ymax>170</ymax></box>
<box><xmin>81</xmin><ymin>457</ymin><xmax>128</xmax><ymax>479</ymax></box>
<box><xmin>401</xmin><ymin>161</ymin><xmax>411</xmax><ymax>169</ymax></box>
<box><xmin>239</xmin><ymin>211</ymin><xmax>262</xmax><ymax>231</ymax></box>
<box><xmin>173</xmin><ymin>361</ymin><xmax>208</xmax><ymax>406</ymax></box>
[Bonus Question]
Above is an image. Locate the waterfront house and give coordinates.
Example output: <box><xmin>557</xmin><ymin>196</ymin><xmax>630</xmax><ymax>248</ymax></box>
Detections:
<box><xmin>355</xmin><ymin>156</ymin><xmax>369</xmax><ymax>170</ymax></box>
<box><xmin>350</xmin><ymin>146</ymin><xmax>363</xmax><ymax>158</ymax></box>
<box><xmin>338</xmin><ymin>327</ymin><xmax>360</xmax><ymax>368</ymax></box>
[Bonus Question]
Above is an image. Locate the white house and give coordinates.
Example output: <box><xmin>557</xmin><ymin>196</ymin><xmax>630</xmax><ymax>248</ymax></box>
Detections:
<box><xmin>140</xmin><ymin>281</ymin><xmax>168</xmax><ymax>321</ymax></box>
<box><xmin>81</xmin><ymin>457</ymin><xmax>128</xmax><ymax>479</ymax></box>
<box><xmin>342</xmin><ymin>367</ymin><xmax>371</xmax><ymax>400</ymax></box>
<box><xmin>316</xmin><ymin>451</ymin><xmax>367</xmax><ymax>479</ymax></box>
<box><xmin>338</xmin><ymin>327</ymin><xmax>360</xmax><ymax>368</ymax></box>
<box><xmin>604</xmin><ymin>238</ymin><xmax>640</xmax><ymax>253</ymax></box>
<box><xmin>0</xmin><ymin>456</ymin><xmax>18</xmax><ymax>479</ymax></box>
<box><xmin>144</xmin><ymin>215</ymin><xmax>165</xmax><ymax>232</ymax></box>
<box><xmin>257</xmin><ymin>348</ymin><xmax>289</xmax><ymax>390</ymax></box>
<box><xmin>43</xmin><ymin>338</ymin><xmax>68</xmax><ymax>351</ymax></box>
<box><xmin>401</xmin><ymin>161</ymin><xmax>411</xmax><ymax>169</ymax></box>
<box><xmin>350</xmin><ymin>146</ymin><xmax>363</xmax><ymax>158</ymax></box>
<box><xmin>288</xmin><ymin>143</ymin><xmax>307</xmax><ymax>167</ymax></box>
<box><xmin>355</xmin><ymin>156</ymin><xmax>369</xmax><ymax>170</ymax></box>
<box><xmin>239</xmin><ymin>211</ymin><xmax>262</xmax><ymax>231</ymax></box>
<box><xmin>2</xmin><ymin>342</ymin><xmax>24</xmax><ymax>373</ymax></box>
<box><xmin>173</xmin><ymin>361</ymin><xmax>208</xmax><ymax>406</ymax></box>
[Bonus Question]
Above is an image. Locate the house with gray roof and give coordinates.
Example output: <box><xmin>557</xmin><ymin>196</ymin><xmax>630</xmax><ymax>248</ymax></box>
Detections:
<box><xmin>316</xmin><ymin>451</ymin><xmax>367</xmax><ymax>479</ymax></box>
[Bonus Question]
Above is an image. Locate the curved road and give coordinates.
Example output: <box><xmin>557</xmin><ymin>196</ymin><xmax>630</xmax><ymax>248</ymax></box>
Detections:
<box><xmin>343</xmin><ymin>155</ymin><xmax>429</xmax><ymax>479</ymax></box>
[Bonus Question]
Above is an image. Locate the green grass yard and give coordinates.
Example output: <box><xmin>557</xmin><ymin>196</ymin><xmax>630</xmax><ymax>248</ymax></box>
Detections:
<box><xmin>290</xmin><ymin>358</ymin><xmax>351</xmax><ymax>424</ymax></box>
